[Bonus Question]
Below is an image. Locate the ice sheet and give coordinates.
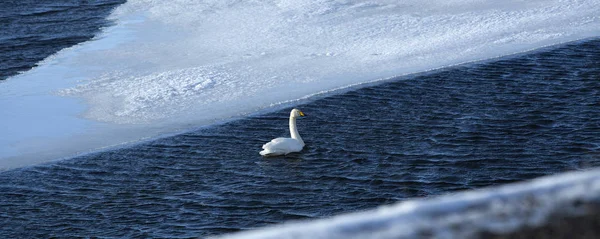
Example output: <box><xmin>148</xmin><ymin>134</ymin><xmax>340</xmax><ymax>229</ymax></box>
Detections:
<box><xmin>1</xmin><ymin>0</ymin><xmax>599</xmax><ymax>168</ymax></box>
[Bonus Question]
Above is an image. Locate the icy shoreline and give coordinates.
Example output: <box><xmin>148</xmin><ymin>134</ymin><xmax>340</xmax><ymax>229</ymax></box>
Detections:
<box><xmin>216</xmin><ymin>168</ymin><xmax>600</xmax><ymax>239</ymax></box>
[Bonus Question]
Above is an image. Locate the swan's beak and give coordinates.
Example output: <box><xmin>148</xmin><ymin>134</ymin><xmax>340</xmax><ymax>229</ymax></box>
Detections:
<box><xmin>299</xmin><ymin>111</ymin><xmax>305</xmax><ymax>117</ymax></box>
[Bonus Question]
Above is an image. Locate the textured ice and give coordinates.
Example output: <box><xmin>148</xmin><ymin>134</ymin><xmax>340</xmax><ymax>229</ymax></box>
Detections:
<box><xmin>215</xmin><ymin>168</ymin><xmax>600</xmax><ymax>239</ymax></box>
<box><xmin>59</xmin><ymin>67</ymin><xmax>225</xmax><ymax>123</ymax></box>
<box><xmin>1</xmin><ymin>0</ymin><xmax>600</xmax><ymax>168</ymax></box>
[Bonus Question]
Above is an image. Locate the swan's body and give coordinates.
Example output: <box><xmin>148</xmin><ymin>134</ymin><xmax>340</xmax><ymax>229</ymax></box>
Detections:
<box><xmin>260</xmin><ymin>109</ymin><xmax>306</xmax><ymax>156</ymax></box>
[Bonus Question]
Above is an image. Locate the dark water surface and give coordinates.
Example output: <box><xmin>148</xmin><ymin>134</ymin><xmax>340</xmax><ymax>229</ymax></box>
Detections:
<box><xmin>0</xmin><ymin>0</ymin><xmax>125</xmax><ymax>81</ymax></box>
<box><xmin>1</xmin><ymin>39</ymin><xmax>599</xmax><ymax>238</ymax></box>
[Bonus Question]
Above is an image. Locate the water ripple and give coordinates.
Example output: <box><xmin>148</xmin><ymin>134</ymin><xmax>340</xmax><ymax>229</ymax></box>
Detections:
<box><xmin>0</xmin><ymin>0</ymin><xmax>125</xmax><ymax>80</ymax></box>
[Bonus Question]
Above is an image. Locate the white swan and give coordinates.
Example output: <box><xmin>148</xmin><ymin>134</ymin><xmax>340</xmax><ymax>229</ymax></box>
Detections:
<box><xmin>259</xmin><ymin>108</ymin><xmax>306</xmax><ymax>156</ymax></box>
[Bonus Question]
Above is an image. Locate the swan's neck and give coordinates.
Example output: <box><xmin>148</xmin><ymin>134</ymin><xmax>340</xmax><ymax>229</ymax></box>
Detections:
<box><xmin>289</xmin><ymin>116</ymin><xmax>304</xmax><ymax>145</ymax></box>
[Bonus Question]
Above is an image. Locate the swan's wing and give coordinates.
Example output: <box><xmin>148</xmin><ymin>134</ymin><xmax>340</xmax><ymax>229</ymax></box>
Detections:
<box><xmin>262</xmin><ymin>137</ymin><xmax>288</xmax><ymax>149</ymax></box>
<box><xmin>261</xmin><ymin>137</ymin><xmax>303</xmax><ymax>155</ymax></box>
<box><xmin>262</xmin><ymin>137</ymin><xmax>302</xmax><ymax>150</ymax></box>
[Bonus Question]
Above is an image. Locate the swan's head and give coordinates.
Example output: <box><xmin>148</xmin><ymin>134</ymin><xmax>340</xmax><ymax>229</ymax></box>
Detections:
<box><xmin>291</xmin><ymin>108</ymin><xmax>305</xmax><ymax>118</ymax></box>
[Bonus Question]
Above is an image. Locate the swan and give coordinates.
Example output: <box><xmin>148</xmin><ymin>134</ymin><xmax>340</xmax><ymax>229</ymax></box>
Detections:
<box><xmin>259</xmin><ymin>108</ymin><xmax>306</xmax><ymax>156</ymax></box>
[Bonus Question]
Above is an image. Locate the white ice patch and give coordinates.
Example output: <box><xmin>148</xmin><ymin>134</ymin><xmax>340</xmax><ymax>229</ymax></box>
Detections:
<box><xmin>59</xmin><ymin>67</ymin><xmax>226</xmax><ymax>124</ymax></box>
<box><xmin>59</xmin><ymin>0</ymin><xmax>600</xmax><ymax>125</ymax></box>
<box><xmin>1</xmin><ymin>0</ymin><xmax>600</xmax><ymax>167</ymax></box>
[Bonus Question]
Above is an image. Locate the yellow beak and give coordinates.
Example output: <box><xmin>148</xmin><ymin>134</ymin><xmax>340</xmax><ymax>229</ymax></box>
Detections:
<box><xmin>299</xmin><ymin>111</ymin><xmax>305</xmax><ymax>117</ymax></box>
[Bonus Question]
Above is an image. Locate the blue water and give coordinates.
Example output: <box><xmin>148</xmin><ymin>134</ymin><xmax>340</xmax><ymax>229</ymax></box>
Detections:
<box><xmin>1</xmin><ymin>2</ymin><xmax>600</xmax><ymax>238</ymax></box>
<box><xmin>0</xmin><ymin>0</ymin><xmax>124</xmax><ymax>80</ymax></box>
